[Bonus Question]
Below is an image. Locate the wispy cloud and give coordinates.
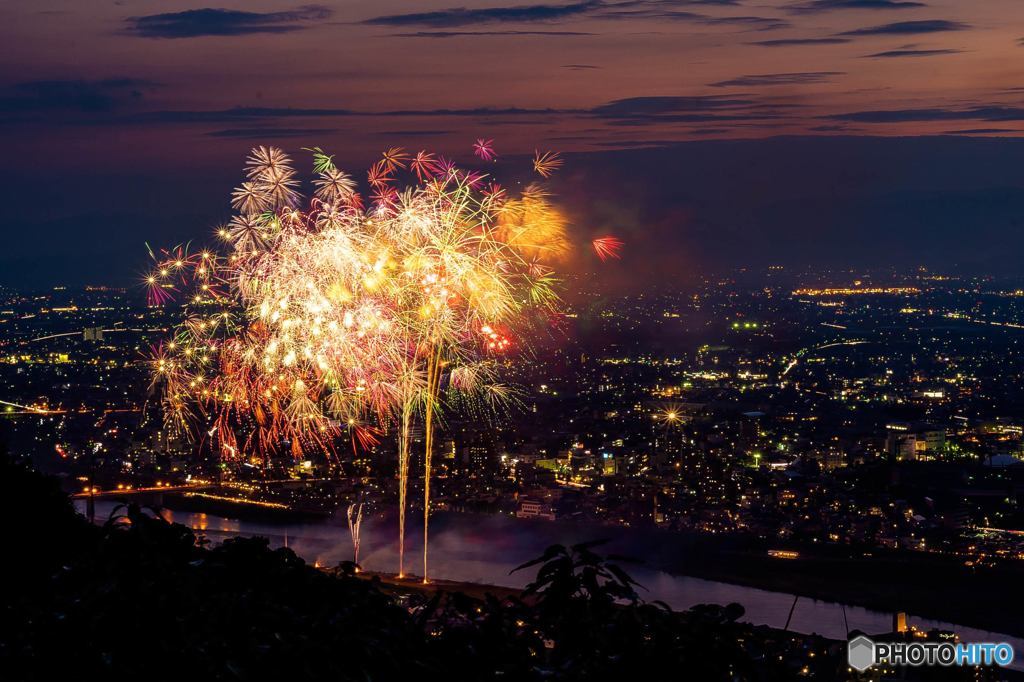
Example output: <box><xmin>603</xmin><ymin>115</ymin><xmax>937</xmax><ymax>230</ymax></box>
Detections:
<box><xmin>865</xmin><ymin>48</ymin><xmax>961</xmax><ymax>57</ymax></box>
<box><xmin>839</xmin><ymin>19</ymin><xmax>968</xmax><ymax>36</ymax></box>
<box><xmin>590</xmin><ymin>94</ymin><xmax>788</xmax><ymax>125</ymax></box>
<box><xmin>83</xmin><ymin>94</ymin><xmax>789</xmax><ymax>130</ymax></box>
<box><xmin>827</xmin><ymin>106</ymin><xmax>1024</xmax><ymax>122</ymax></box>
<box><xmin>363</xmin><ymin>1</ymin><xmax>601</xmax><ymax>27</ymax></box>
<box><xmin>592</xmin><ymin>95</ymin><xmax>756</xmax><ymax>116</ymax></box>
<box><xmin>362</xmin><ymin>1</ymin><xmax>787</xmax><ymax>31</ymax></box>
<box><xmin>702</xmin><ymin>16</ymin><xmax>789</xmax><ymax>29</ymax></box>
<box><xmin>709</xmin><ymin>71</ymin><xmax>843</xmax><ymax>87</ymax></box>
<box><xmin>943</xmin><ymin>128</ymin><xmax>1016</xmax><ymax>135</ymax></box>
<box><xmin>787</xmin><ymin>0</ymin><xmax>925</xmax><ymax>13</ymax></box>
<box><xmin>126</xmin><ymin>5</ymin><xmax>331</xmax><ymax>38</ymax></box>
<box><xmin>389</xmin><ymin>30</ymin><xmax>594</xmax><ymax>38</ymax></box>
<box><xmin>750</xmin><ymin>37</ymin><xmax>850</xmax><ymax>46</ymax></box>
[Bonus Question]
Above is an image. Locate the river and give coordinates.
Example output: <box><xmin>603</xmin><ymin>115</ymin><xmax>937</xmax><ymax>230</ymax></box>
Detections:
<box><xmin>76</xmin><ymin>500</ymin><xmax>1024</xmax><ymax>669</ymax></box>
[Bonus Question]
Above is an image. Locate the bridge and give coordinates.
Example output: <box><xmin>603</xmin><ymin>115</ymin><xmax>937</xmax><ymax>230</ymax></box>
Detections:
<box><xmin>71</xmin><ymin>483</ymin><xmax>217</xmax><ymax>500</ymax></box>
<box><xmin>28</xmin><ymin>327</ymin><xmax>166</xmax><ymax>344</ymax></box>
<box><xmin>0</xmin><ymin>399</ymin><xmax>64</xmax><ymax>415</ymax></box>
<box><xmin>73</xmin><ymin>483</ymin><xmax>219</xmax><ymax>523</ymax></box>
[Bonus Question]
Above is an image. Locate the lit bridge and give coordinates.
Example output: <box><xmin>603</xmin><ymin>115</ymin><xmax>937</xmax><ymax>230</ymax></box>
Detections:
<box><xmin>0</xmin><ymin>399</ymin><xmax>64</xmax><ymax>415</ymax></box>
<box><xmin>71</xmin><ymin>483</ymin><xmax>217</xmax><ymax>500</ymax></box>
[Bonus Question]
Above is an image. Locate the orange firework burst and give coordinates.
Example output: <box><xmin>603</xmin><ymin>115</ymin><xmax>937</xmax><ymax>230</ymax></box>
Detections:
<box><xmin>533</xmin><ymin>150</ymin><xmax>563</xmax><ymax>178</ymax></box>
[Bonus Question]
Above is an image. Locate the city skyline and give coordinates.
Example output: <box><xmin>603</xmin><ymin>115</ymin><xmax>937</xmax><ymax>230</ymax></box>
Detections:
<box><xmin>4</xmin><ymin>269</ymin><xmax>1024</xmax><ymax>644</ymax></box>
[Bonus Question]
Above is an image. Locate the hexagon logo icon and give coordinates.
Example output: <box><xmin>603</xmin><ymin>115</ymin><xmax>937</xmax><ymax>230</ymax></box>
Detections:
<box><xmin>848</xmin><ymin>635</ymin><xmax>875</xmax><ymax>672</ymax></box>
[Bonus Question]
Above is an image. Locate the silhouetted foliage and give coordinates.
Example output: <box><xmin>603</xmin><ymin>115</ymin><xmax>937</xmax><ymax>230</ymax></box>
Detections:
<box><xmin>0</xmin><ymin>451</ymin><xmax>95</xmax><ymax>580</ymax></box>
<box><xmin>0</xmin><ymin>458</ymin><xmax>861</xmax><ymax>680</ymax></box>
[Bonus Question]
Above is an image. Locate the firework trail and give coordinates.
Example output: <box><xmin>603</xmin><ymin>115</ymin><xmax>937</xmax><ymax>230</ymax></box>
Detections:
<box><xmin>347</xmin><ymin>501</ymin><xmax>363</xmax><ymax>567</ymax></box>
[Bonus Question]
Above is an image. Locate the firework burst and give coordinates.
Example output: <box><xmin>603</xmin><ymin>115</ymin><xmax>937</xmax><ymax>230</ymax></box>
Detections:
<box><xmin>149</xmin><ymin>139</ymin><xmax>581</xmax><ymax>580</ymax></box>
<box><xmin>473</xmin><ymin>138</ymin><xmax>496</xmax><ymax>161</ymax></box>
<box><xmin>533</xmin><ymin>149</ymin><xmax>563</xmax><ymax>178</ymax></box>
<box><xmin>592</xmin><ymin>236</ymin><xmax>624</xmax><ymax>261</ymax></box>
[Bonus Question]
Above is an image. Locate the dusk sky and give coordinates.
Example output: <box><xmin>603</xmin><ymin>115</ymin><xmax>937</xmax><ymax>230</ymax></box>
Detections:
<box><xmin>4</xmin><ymin>0</ymin><xmax>1024</xmax><ymax>288</ymax></box>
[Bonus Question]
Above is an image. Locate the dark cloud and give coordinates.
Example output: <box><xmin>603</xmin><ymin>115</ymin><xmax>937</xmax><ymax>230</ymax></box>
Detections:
<box><xmin>590</xmin><ymin>6</ymin><xmax>782</xmax><ymax>27</ymax></box>
<box><xmin>205</xmin><ymin>127</ymin><xmax>337</xmax><ymax>138</ymax></box>
<box><xmin>709</xmin><ymin>71</ymin><xmax>843</xmax><ymax>87</ymax></box>
<box><xmin>750</xmin><ymin>37</ymin><xmax>851</xmax><ymax>46</ymax></box>
<box><xmin>592</xmin><ymin>95</ymin><xmax>757</xmax><ymax>117</ymax></box>
<box><xmin>363</xmin><ymin>1</ymin><xmax>601</xmax><ymax>27</ymax></box>
<box><xmin>126</xmin><ymin>5</ymin><xmax>331</xmax><ymax>38</ymax></box>
<box><xmin>582</xmin><ymin>8</ymin><xmax>790</xmax><ymax>30</ymax></box>
<box><xmin>128</xmin><ymin>95</ymin><xmax>788</xmax><ymax>128</ymax></box>
<box><xmin>839</xmin><ymin>19</ymin><xmax>968</xmax><ymax>36</ymax></box>
<box><xmin>865</xmin><ymin>48</ymin><xmax>961</xmax><ymax>57</ymax></box>
<box><xmin>125</xmin><ymin>105</ymin><xmax>566</xmax><ymax>125</ymax></box>
<box><xmin>702</xmin><ymin>16</ymin><xmax>789</xmax><ymax>29</ymax></box>
<box><xmin>787</xmin><ymin>0</ymin><xmax>925</xmax><ymax>13</ymax></box>
<box><xmin>363</xmin><ymin>1</ymin><xmax>787</xmax><ymax>30</ymax></box>
<box><xmin>942</xmin><ymin>128</ymin><xmax>1017</xmax><ymax>135</ymax></box>
<box><xmin>0</xmin><ymin>78</ymin><xmax>159</xmax><ymax>115</ymax></box>
<box><xmin>389</xmin><ymin>30</ymin><xmax>594</xmax><ymax>37</ymax></box>
<box><xmin>99</xmin><ymin>95</ymin><xmax>786</xmax><ymax>130</ymax></box>
<box><xmin>39</xmin><ymin>92</ymin><xmax>800</xmax><ymax>129</ymax></box>
<box><xmin>827</xmin><ymin>106</ymin><xmax>1024</xmax><ymax>123</ymax></box>
<box><xmin>590</xmin><ymin>95</ymin><xmax>786</xmax><ymax>125</ymax></box>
